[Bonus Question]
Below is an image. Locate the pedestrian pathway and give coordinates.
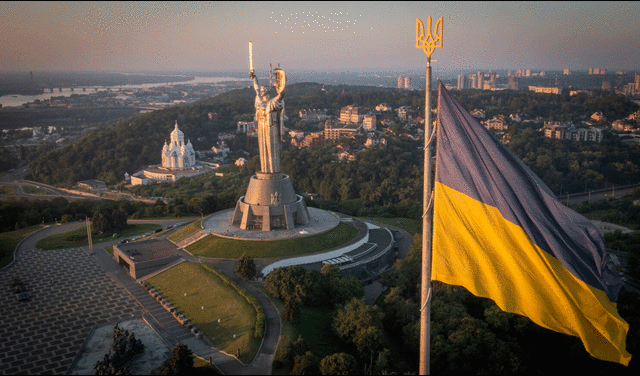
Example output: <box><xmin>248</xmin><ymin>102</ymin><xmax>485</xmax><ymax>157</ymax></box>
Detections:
<box><xmin>260</xmin><ymin>218</ymin><xmax>370</xmax><ymax>276</ymax></box>
<box><xmin>92</xmin><ymin>247</ymin><xmax>243</xmax><ymax>372</ymax></box>
<box><xmin>175</xmin><ymin>229</ymin><xmax>209</xmax><ymax>248</ymax></box>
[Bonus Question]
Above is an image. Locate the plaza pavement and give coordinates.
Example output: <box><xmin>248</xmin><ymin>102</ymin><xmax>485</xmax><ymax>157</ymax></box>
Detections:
<box><xmin>0</xmin><ymin>246</ymin><xmax>143</xmax><ymax>375</ymax></box>
<box><xmin>0</xmin><ymin>217</ymin><xmax>410</xmax><ymax>375</ymax></box>
<box><xmin>0</xmin><ymin>222</ymin><xmax>247</xmax><ymax>375</ymax></box>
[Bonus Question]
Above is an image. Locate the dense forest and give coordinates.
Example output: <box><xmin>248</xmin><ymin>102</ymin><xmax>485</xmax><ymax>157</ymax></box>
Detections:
<box><xmin>26</xmin><ymin>83</ymin><xmax>640</xmax><ymax>197</ymax></box>
<box><xmin>7</xmin><ymin>82</ymin><xmax>637</xmax><ymax>232</ymax></box>
<box><xmin>263</xmin><ymin>231</ymin><xmax>639</xmax><ymax>375</ymax></box>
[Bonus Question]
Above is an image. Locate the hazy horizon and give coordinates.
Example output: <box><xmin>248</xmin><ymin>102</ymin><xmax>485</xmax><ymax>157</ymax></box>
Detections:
<box><xmin>1</xmin><ymin>2</ymin><xmax>640</xmax><ymax>74</ymax></box>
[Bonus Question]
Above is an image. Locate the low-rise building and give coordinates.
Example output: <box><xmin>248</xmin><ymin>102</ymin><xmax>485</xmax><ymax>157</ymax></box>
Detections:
<box><xmin>509</xmin><ymin>113</ymin><xmax>522</xmax><ymax>122</ymax></box>
<box><xmin>212</xmin><ymin>141</ymin><xmax>230</xmax><ymax>157</ymax></box>
<box><xmin>396</xmin><ymin>106</ymin><xmax>413</xmax><ymax>121</ymax></box>
<box><xmin>375</xmin><ymin>103</ymin><xmax>392</xmax><ymax>112</ymax></box>
<box><xmin>114</xmin><ymin>238</ymin><xmax>181</xmax><ymax>279</ymax></box>
<box><xmin>324</xmin><ymin>119</ymin><xmax>359</xmax><ymax>141</ymax></box>
<box><xmin>529</xmin><ymin>86</ymin><xmax>563</xmax><ymax>94</ymax></box>
<box><xmin>364</xmin><ymin>136</ymin><xmax>387</xmax><ymax>148</ymax></box>
<box><xmin>628</xmin><ymin>111</ymin><xmax>640</xmax><ymax>121</ymax></box>
<box><xmin>363</xmin><ymin>115</ymin><xmax>377</xmax><ymax>131</ymax></box>
<box><xmin>591</xmin><ymin>112</ymin><xmax>606</xmax><ymax>122</ymax></box>
<box><xmin>612</xmin><ymin>120</ymin><xmax>638</xmax><ymax>132</ymax></box>
<box><xmin>483</xmin><ymin>115</ymin><xmax>507</xmax><ymax>131</ymax></box>
<box><xmin>237</xmin><ymin>121</ymin><xmax>256</xmax><ymax>133</ymax></box>
<box><xmin>542</xmin><ymin>122</ymin><xmax>603</xmax><ymax>142</ymax></box>
<box><xmin>470</xmin><ymin>109</ymin><xmax>486</xmax><ymax>119</ymax></box>
<box><xmin>340</xmin><ymin>105</ymin><xmax>364</xmax><ymax>124</ymax></box>
<box><xmin>77</xmin><ymin>180</ymin><xmax>107</xmax><ymax>190</ymax></box>
<box><xmin>299</xmin><ymin>109</ymin><xmax>329</xmax><ymax>122</ymax></box>
<box><xmin>303</xmin><ymin>132</ymin><xmax>324</xmax><ymax>147</ymax></box>
<box><xmin>289</xmin><ymin>130</ymin><xmax>305</xmax><ymax>139</ymax></box>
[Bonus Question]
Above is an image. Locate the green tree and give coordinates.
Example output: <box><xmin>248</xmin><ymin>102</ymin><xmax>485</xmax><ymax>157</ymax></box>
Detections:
<box><xmin>282</xmin><ymin>296</ymin><xmax>301</xmax><ymax>323</ymax></box>
<box><xmin>92</xmin><ymin>211</ymin><xmax>111</xmax><ymax>234</ymax></box>
<box><xmin>333</xmin><ymin>298</ymin><xmax>385</xmax><ymax>356</ymax></box>
<box><xmin>264</xmin><ymin>265</ymin><xmax>309</xmax><ymax>303</ymax></box>
<box><xmin>158</xmin><ymin>343</ymin><xmax>195</xmax><ymax>375</ymax></box>
<box><xmin>234</xmin><ymin>253</ymin><xmax>257</xmax><ymax>280</ymax></box>
<box><xmin>319</xmin><ymin>352</ymin><xmax>358</xmax><ymax>375</ymax></box>
<box><xmin>291</xmin><ymin>351</ymin><xmax>320</xmax><ymax>375</ymax></box>
<box><xmin>330</xmin><ymin>275</ymin><xmax>364</xmax><ymax>305</ymax></box>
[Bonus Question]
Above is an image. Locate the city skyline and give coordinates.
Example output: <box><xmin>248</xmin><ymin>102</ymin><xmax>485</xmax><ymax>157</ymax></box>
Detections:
<box><xmin>1</xmin><ymin>1</ymin><xmax>640</xmax><ymax>74</ymax></box>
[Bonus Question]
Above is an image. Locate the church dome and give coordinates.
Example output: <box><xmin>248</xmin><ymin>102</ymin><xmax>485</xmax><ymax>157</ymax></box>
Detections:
<box><xmin>170</xmin><ymin>120</ymin><xmax>184</xmax><ymax>145</ymax></box>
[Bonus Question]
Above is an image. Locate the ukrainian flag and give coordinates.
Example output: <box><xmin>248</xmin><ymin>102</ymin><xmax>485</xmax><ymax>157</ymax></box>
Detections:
<box><xmin>432</xmin><ymin>82</ymin><xmax>631</xmax><ymax>365</ymax></box>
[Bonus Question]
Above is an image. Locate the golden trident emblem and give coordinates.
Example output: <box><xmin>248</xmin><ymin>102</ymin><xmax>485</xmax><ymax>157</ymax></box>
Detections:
<box><xmin>416</xmin><ymin>16</ymin><xmax>443</xmax><ymax>60</ymax></box>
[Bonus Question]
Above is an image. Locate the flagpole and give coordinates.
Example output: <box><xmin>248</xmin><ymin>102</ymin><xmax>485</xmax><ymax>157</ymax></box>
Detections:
<box><xmin>416</xmin><ymin>16</ymin><xmax>442</xmax><ymax>375</ymax></box>
<box><xmin>420</xmin><ymin>57</ymin><xmax>433</xmax><ymax>375</ymax></box>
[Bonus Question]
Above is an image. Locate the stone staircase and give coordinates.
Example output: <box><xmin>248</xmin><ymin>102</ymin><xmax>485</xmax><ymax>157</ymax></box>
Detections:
<box><xmin>175</xmin><ymin>230</ymin><xmax>209</xmax><ymax>248</ymax></box>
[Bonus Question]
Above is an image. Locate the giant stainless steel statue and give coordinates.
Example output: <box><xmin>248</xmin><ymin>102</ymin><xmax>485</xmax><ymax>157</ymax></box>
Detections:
<box><xmin>231</xmin><ymin>42</ymin><xmax>309</xmax><ymax>231</ymax></box>
<box><xmin>249</xmin><ymin>41</ymin><xmax>286</xmax><ymax>174</ymax></box>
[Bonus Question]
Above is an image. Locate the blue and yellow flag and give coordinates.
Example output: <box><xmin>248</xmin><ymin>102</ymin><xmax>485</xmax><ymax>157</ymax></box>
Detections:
<box><xmin>432</xmin><ymin>82</ymin><xmax>631</xmax><ymax>365</ymax></box>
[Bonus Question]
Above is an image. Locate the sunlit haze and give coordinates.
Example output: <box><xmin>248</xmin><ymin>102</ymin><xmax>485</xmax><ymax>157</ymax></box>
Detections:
<box><xmin>1</xmin><ymin>1</ymin><xmax>639</xmax><ymax>74</ymax></box>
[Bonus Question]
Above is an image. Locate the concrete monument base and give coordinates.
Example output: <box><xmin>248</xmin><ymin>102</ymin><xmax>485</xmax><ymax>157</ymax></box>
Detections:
<box><xmin>231</xmin><ymin>173</ymin><xmax>310</xmax><ymax>231</ymax></box>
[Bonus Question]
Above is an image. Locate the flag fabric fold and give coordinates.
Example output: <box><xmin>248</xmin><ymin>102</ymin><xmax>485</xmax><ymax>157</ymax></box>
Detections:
<box><xmin>432</xmin><ymin>81</ymin><xmax>631</xmax><ymax>365</ymax></box>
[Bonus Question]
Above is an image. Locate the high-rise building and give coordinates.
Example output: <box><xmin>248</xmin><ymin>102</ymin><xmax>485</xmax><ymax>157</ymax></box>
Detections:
<box><xmin>457</xmin><ymin>73</ymin><xmax>467</xmax><ymax>90</ymax></box>
<box><xmin>508</xmin><ymin>76</ymin><xmax>519</xmax><ymax>90</ymax></box>
<box><xmin>469</xmin><ymin>73</ymin><xmax>477</xmax><ymax>89</ymax></box>
<box><xmin>477</xmin><ymin>71</ymin><xmax>484</xmax><ymax>90</ymax></box>
<box><xmin>485</xmin><ymin>72</ymin><xmax>497</xmax><ymax>90</ymax></box>
<box><xmin>404</xmin><ymin>76</ymin><xmax>412</xmax><ymax>90</ymax></box>
<box><xmin>397</xmin><ymin>76</ymin><xmax>404</xmax><ymax>89</ymax></box>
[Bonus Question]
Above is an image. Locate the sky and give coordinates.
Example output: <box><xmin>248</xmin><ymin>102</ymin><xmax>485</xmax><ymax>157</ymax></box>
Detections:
<box><xmin>1</xmin><ymin>1</ymin><xmax>639</xmax><ymax>74</ymax></box>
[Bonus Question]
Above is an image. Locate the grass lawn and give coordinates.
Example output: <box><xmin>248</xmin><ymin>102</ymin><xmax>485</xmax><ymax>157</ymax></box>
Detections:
<box><xmin>0</xmin><ymin>185</ymin><xmax>16</xmax><ymax>194</ymax></box>
<box><xmin>146</xmin><ymin>262</ymin><xmax>261</xmax><ymax>364</ymax></box>
<box><xmin>35</xmin><ymin>223</ymin><xmax>161</xmax><ymax>250</ymax></box>
<box><xmin>0</xmin><ymin>225</ymin><xmax>43</xmax><ymax>268</ymax></box>
<box><xmin>21</xmin><ymin>185</ymin><xmax>48</xmax><ymax>195</ymax></box>
<box><xmin>167</xmin><ymin>219</ymin><xmax>202</xmax><ymax>243</ymax></box>
<box><xmin>186</xmin><ymin>222</ymin><xmax>358</xmax><ymax>259</ymax></box>
<box><xmin>359</xmin><ymin>217</ymin><xmax>421</xmax><ymax>235</ymax></box>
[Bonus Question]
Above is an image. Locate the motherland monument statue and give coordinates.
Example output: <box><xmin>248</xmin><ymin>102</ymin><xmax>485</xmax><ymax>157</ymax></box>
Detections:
<box><xmin>250</xmin><ymin>66</ymin><xmax>285</xmax><ymax>174</ymax></box>
<box><xmin>230</xmin><ymin>42</ymin><xmax>310</xmax><ymax>231</ymax></box>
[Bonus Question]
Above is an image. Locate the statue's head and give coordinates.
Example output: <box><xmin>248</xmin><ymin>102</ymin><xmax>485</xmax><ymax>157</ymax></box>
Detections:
<box><xmin>260</xmin><ymin>86</ymin><xmax>270</xmax><ymax>100</ymax></box>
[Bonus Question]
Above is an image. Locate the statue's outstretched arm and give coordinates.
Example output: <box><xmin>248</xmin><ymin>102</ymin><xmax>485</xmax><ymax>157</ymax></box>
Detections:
<box><xmin>274</xmin><ymin>68</ymin><xmax>286</xmax><ymax>101</ymax></box>
<box><xmin>250</xmin><ymin>70</ymin><xmax>260</xmax><ymax>94</ymax></box>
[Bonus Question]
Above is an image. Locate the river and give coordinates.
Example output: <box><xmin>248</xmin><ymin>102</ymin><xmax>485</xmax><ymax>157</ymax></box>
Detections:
<box><xmin>0</xmin><ymin>76</ymin><xmax>250</xmax><ymax>108</ymax></box>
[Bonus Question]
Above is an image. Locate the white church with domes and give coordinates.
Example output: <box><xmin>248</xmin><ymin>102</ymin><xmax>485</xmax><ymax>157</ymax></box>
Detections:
<box><xmin>162</xmin><ymin>121</ymin><xmax>196</xmax><ymax>170</ymax></box>
<box><xmin>130</xmin><ymin>121</ymin><xmax>218</xmax><ymax>186</ymax></box>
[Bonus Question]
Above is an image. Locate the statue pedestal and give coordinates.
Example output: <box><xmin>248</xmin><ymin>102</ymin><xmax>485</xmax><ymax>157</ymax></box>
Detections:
<box><xmin>231</xmin><ymin>173</ymin><xmax>310</xmax><ymax>231</ymax></box>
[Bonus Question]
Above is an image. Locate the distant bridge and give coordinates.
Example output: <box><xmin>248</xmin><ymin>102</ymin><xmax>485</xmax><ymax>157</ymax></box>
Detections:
<box><xmin>556</xmin><ymin>183</ymin><xmax>640</xmax><ymax>206</ymax></box>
